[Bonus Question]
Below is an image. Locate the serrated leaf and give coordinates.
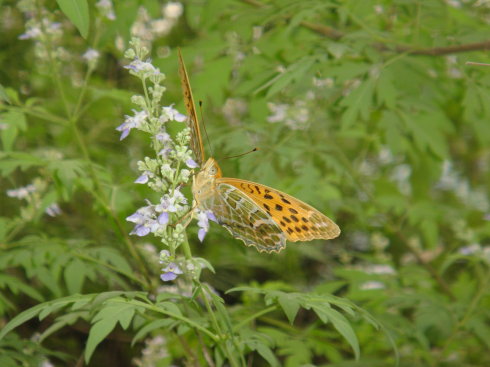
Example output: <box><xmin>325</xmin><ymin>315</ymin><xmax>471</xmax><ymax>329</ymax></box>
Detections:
<box><xmin>56</xmin><ymin>0</ymin><xmax>89</xmax><ymax>38</ymax></box>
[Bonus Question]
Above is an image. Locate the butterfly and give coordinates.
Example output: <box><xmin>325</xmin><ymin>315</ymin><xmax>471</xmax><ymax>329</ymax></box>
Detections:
<box><xmin>178</xmin><ymin>49</ymin><xmax>340</xmax><ymax>253</ymax></box>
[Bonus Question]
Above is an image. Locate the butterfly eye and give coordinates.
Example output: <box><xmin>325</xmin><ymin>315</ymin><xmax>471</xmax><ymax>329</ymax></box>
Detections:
<box><xmin>209</xmin><ymin>167</ymin><xmax>217</xmax><ymax>175</ymax></box>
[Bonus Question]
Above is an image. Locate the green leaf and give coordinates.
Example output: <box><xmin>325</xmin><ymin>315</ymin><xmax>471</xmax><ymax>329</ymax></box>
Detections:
<box><xmin>56</xmin><ymin>0</ymin><xmax>89</xmax><ymax>38</ymax></box>
<box><xmin>256</xmin><ymin>344</ymin><xmax>280</xmax><ymax>367</ymax></box>
<box><xmin>85</xmin><ymin>317</ymin><xmax>118</xmax><ymax>362</ymax></box>
<box><xmin>0</xmin><ymin>295</ymin><xmax>86</xmax><ymax>340</ymax></box>
<box><xmin>340</xmin><ymin>78</ymin><xmax>375</xmax><ymax>129</ymax></box>
<box><xmin>277</xmin><ymin>293</ymin><xmax>300</xmax><ymax>324</ymax></box>
<box><xmin>0</xmin><ymin>110</ymin><xmax>26</xmax><ymax>151</ymax></box>
<box><xmin>265</xmin><ymin>57</ymin><xmax>315</xmax><ymax>98</ymax></box>
<box><xmin>311</xmin><ymin>305</ymin><xmax>359</xmax><ymax>359</ymax></box>
<box><xmin>0</xmin><ymin>304</ymin><xmax>43</xmax><ymax>340</ymax></box>
<box><xmin>0</xmin><ymin>84</ymin><xmax>10</xmax><ymax>103</ymax></box>
<box><xmin>64</xmin><ymin>259</ymin><xmax>86</xmax><ymax>294</ymax></box>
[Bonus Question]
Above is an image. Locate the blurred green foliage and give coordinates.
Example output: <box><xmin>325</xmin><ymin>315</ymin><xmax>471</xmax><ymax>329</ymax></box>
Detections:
<box><xmin>1</xmin><ymin>0</ymin><xmax>490</xmax><ymax>366</ymax></box>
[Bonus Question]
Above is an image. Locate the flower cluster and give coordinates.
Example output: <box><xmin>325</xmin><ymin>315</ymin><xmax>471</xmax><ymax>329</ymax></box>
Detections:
<box><xmin>17</xmin><ymin>0</ymin><xmax>63</xmax><ymax>63</ymax></box>
<box><xmin>96</xmin><ymin>0</ymin><xmax>116</xmax><ymax>21</ymax></box>
<box><xmin>131</xmin><ymin>2</ymin><xmax>183</xmax><ymax>45</ymax></box>
<box><xmin>267</xmin><ymin>100</ymin><xmax>310</xmax><ymax>130</ymax></box>
<box><xmin>6</xmin><ymin>180</ymin><xmax>62</xmax><ymax>219</ymax></box>
<box><xmin>120</xmin><ymin>38</ymin><xmax>211</xmax><ymax>283</ymax></box>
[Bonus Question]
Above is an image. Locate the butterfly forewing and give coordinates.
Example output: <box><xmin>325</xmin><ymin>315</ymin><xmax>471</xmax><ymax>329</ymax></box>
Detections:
<box><xmin>178</xmin><ymin>49</ymin><xmax>205</xmax><ymax>166</ymax></box>
<box><xmin>214</xmin><ymin>183</ymin><xmax>287</xmax><ymax>252</ymax></box>
<box><xmin>217</xmin><ymin>178</ymin><xmax>340</xmax><ymax>242</ymax></box>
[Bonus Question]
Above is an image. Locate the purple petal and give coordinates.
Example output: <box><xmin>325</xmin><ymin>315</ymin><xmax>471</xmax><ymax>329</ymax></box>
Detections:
<box><xmin>126</xmin><ymin>213</ymin><xmax>142</xmax><ymax>223</ymax></box>
<box><xmin>207</xmin><ymin>211</ymin><xmax>217</xmax><ymax>223</ymax></box>
<box><xmin>167</xmin><ymin>204</ymin><xmax>177</xmax><ymax>212</ymax></box>
<box><xmin>135</xmin><ymin>174</ymin><xmax>149</xmax><ymax>184</ymax></box>
<box><xmin>158</xmin><ymin>212</ymin><xmax>169</xmax><ymax>225</ymax></box>
<box><xmin>161</xmin><ymin>272</ymin><xmax>177</xmax><ymax>281</ymax></box>
<box><xmin>158</xmin><ymin>148</ymin><xmax>172</xmax><ymax>156</ymax></box>
<box><xmin>186</xmin><ymin>159</ymin><xmax>199</xmax><ymax>169</ymax></box>
<box><xmin>175</xmin><ymin>113</ymin><xmax>187</xmax><ymax>122</ymax></box>
<box><xmin>157</xmin><ymin>132</ymin><xmax>170</xmax><ymax>142</ymax></box>
<box><xmin>198</xmin><ymin>228</ymin><xmax>207</xmax><ymax>242</ymax></box>
<box><xmin>132</xmin><ymin>225</ymin><xmax>150</xmax><ymax>236</ymax></box>
<box><xmin>120</xmin><ymin>129</ymin><xmax>130</xmax><ymax>140</ymax></box>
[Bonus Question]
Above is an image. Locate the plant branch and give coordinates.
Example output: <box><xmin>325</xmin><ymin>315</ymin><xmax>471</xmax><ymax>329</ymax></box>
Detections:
<box><xmin>241</xmin><ymin>0</ymin><xmax>490</xmax><ymax>56</ymax></box>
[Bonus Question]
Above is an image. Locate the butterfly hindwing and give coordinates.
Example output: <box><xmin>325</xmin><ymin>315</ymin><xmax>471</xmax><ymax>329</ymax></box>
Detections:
<box><xmin>217</xmin><ymin>178</ymin><xmax>340</xmax><ymax>242</ymax></box>
<box><xmin>178</xmin><ymin>49</ymin><xmax>205</xmax><ymax>166</ymax></box>
<box><xmin>213</xmin><ymin>182</ymin><xmax>287</xmax><ymax>253</ymax></box>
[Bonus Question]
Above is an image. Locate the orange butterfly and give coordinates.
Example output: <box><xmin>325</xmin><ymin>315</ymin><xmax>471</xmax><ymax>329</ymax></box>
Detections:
<box><xmin>178</xmin><ymin>50</ymin><xmax>340</xmax><ymax>252</ymax></box>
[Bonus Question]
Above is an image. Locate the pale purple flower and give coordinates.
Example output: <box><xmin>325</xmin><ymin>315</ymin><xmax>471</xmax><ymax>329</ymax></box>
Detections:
<box><xmin>116</xmin><ymin>109</ymin><xmax>147</xmax><ymax>140</ymax></box>
<box><xmin>124</xmin><ymin>59</ymin><xmax>160</xmax><ymax>75</ymax></box>
<box><xmin>162</xmin><ymin>105</ymin><xmax>186</xmax><ymax>122</ymax></box>
<box><xmin>82</xmin><ymin>48</ymin><xmax>100</xmax><ymax>63</ymax></box>
<box><xmin>135</xmin><ymin>173</ymin><xmax>149</xmax><ymax>184</ymax></box>
<box><xmin>156</xmin><ymin>189</ymin><xmax>187</xmax><ymax>213</ymax></box>
<box><xmin>158</xmin><ymin>148</ymin><xmax>173</xmax><ymax>157</ymax></box>
<box><xmin>186</xmin><ymin>159</ymin><xmax>198</xmax><ymax>169</ymax></box>
<box><xmin>19</xmin><ymin>26</ymin><xmax>42</xmax><ymax>40</ymax></box>
<box><xmin>158</xmin><ymin>212</ymin><xmax>169</xmax><ymax>225</ymax></box>
<box><xmin>7</xmin><ymin>184</ymin><xmax>36</xmax><ymax>199</ymax></box>
<box><xmin>96</xmin><ymin>0</ymin><xmax>116</xmax><ymax>20</ymax></box>
<box><xmin>156</xmin><ymin>132</ymin><xmax>171</xmax><ymax>143</ymax></box>
<box><xmin>196</xmin><ymin>210</ymin><xmax>217</xmax><ymax>242</ymax></box>
<box><xmin>127</xmin><ymin>204</ymin><xmax>164</xmax><ymax>236</ymax></box>
<box><xmin>45</xmin><ymin>203</ymin><xmax>62</xmax><ymax>217</ymax></box>
<box><xmin>161</xmin><ymin>262</ymin><xmax>183</xmax><ymax>281</ymax></box>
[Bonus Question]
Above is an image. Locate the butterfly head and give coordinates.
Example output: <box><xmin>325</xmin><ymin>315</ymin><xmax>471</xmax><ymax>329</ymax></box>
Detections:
<box><xmin>192</xmin><ymin>158</ymin><xmax>222</xmax><ymax>203</ymax></box>
<box><xmin>201</xmin><ymin>158</ymin><xmax>222</xmax><ymax>178</ymax></box>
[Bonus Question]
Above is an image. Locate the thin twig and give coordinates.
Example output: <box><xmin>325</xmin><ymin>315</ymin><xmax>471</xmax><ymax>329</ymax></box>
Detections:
<box><xmin>240</xmin><ymin>0</ymin><xmax>490</xmax><ymax>56</ymax></box>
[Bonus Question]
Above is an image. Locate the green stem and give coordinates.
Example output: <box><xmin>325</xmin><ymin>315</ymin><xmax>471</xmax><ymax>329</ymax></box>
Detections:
<box><xmin>181</xmin><ymin>232</ymin><xmax>193</xmax><ymax>260</ymax></box>
<box><xmin>232</xmin><ymin>306</ymin><xmax>277</xmax><ymax>332</ymax></box>
<box><xmin>199</xmin><ymin>285</ymin><xmax>242</xmax><ymax>367</ymax></box>
<box><xmin>116</xmin><ymin>299</ymin><xmax>218</xmax><ymax>341</ymax></box>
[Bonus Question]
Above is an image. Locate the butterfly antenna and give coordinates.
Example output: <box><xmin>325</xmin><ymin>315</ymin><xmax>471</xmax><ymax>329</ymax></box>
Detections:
<box><xmin>198</xmin><ymin>100</ymin><xmax>214</xmax><ymax>157</ymax></box>
<box><xmin>220</xmin><ymin>147</ymin><xmax>259</xmax><ymax>161</ymax></box>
